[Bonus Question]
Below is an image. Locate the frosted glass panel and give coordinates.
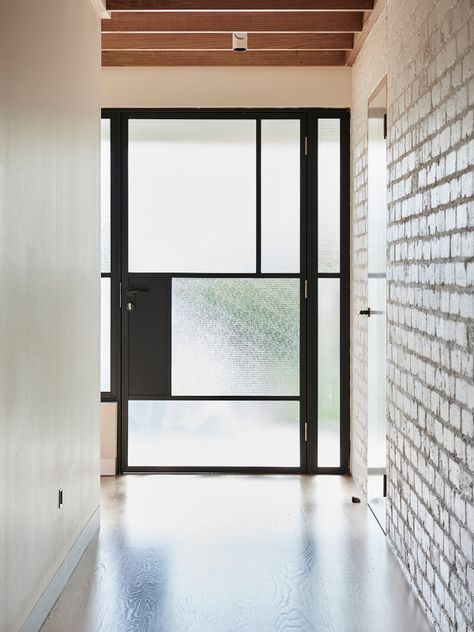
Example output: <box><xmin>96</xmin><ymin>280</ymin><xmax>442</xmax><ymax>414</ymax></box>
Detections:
<box><xmin>317</xmin><ymin>279</ymin><xmax>340</xmax><ymax>467</ymax></box>
<box><xmin>367</xmin><ymin>110</ymin><xmax>387</xmax><ymax>472</ymax></box>
<box><xmin>172</xmin><ymin>278</ymin><xmax>300</xmax><ymax>396</ymax></box>
<box><xmin>318</xmin><ymin>119</ymin><xmax>340</xmax><ymax>273</ymax></box>
<box><xmin>100</xmin><ymin>278</ymin><xmax>111</xmax><ymax>392</ymax></box>
<box><xmin>128</xmin><ymin>119</ymin><xmax>256</xmax><ymax>273</ymax></box>
<box><xmin>101</xmin><ymin>119</ymin><xmax>111</xmax><ymax>273</ymax></box>
<box><xmin>261</xmin><ymin>120</ymin><xmax>300</xmax><ymax>273</ymax></box>
<box><xmin>368</xmin><ymin>116</ymin><xmax>387</xmax><ymax>275</ymax></box>
<box><xmin>128</xmin><ymin>400</ymin><xmax>300</xmax><ymax>467</ymax></box>
<box><xmin>368</xmin><ymin>277</ymin><xmax>386</xmax><ymax>468</ymax></box>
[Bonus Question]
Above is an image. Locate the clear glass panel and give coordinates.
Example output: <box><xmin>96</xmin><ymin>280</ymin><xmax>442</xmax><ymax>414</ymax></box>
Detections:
<box><xmin>317</xmin><ymin>278</ymin><xmax>340</xmax><ymax>467</ymax></box>
<box><xmin>172</xmin><ymin>278</ymin><xmax>300</xmax><ymax>396</ymax></box>
<box><xmin>101</xmin><ymin>119</ymin><xmax>111</xmax><ymax>274</ymax></box>
<box><xmin>128</xmin><ymin>400</ymin><xmax>300</xmax><ymax>467</ymax></box>
<box><xmin>318</xmin><ymin>119</ymin><xmax>340</xmax><ymax>273</ymax></box>
<box><xmin>100</xmin><ymin>277</ymin><xmax>111</xmax><ymax>392</ymax></box>
<box><xmin>261</xmin><ymin>120</ymin><xmax>300</xmax><ymax>273</ymax></box>
<box><xmin>128</xmin><ymin>119</ymin><xmax>256</xmax><ymax>273</ymax></box>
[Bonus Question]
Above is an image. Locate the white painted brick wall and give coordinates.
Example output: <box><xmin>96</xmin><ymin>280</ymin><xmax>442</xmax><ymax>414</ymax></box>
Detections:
<box><xmin>351</xmin><ymin>0</ymin><xmax>474</xmax><ymax>630</ymax></box>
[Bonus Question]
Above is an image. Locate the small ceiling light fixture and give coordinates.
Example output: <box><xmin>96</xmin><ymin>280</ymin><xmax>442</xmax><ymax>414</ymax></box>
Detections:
<box><xmin>232</xmin><ymin>32</ymin><xmax>248</xmax><ymax>52</ymax></box>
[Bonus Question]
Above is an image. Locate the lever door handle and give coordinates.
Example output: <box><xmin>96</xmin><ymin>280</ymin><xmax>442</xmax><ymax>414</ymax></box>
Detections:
<box><xmin>359</xmin><ymin>307</ymin><xmax>384</xmax><ymax>317</ymax></box>
<box><xmin>125</xmin><ymin>286</ymin><xmax>149</xmax><ymax>297</ymax></box>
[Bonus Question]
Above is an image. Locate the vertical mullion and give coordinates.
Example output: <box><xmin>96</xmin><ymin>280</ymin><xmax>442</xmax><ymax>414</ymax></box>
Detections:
<box><xmin>306</xmin><ymin>114</ymin><xmax>319</xmax><ymax>473</ymax></box>
<box><xmin>300</xmin><ymin>115</ymin><xmax>308</xmax><ymax>474</ymax></box>
<box><xmin>256</xmin><ymin>118</ymin><xmax>261</xmax><ymax>274</ymax></box>
<box><xmin>111</xmin><ymin>112</ymin><xmax>121</xmax><ymax>404</ymax></box>
<box><xmin>120</xmin><ymin>113</ymin><xmax>129</xmax><ymax>474</ymax></box>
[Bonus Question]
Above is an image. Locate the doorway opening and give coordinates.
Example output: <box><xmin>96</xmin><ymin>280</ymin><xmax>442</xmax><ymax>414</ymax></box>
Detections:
<box><xmin>101</xmin><ymin>109</ymin><xmax>349</xmax><ymax>474</ymax></box>
<box><xmin>366</xmin><ymin>82</ymin><xmax>388</xmax><ymax>529</ymax></box>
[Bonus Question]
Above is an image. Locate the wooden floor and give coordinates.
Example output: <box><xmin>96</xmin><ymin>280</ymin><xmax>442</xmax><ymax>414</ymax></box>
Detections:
<box><xmin>42</xmin><ymin>475</ymin><xmax>432</xmax><ymax>632</ymax></box>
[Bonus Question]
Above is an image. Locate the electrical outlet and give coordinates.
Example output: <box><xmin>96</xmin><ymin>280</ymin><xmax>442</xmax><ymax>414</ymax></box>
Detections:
<box><xmin>58</xmin><ymin>487</ymin><xmax>64</xmax><ymax>509</ymax></box>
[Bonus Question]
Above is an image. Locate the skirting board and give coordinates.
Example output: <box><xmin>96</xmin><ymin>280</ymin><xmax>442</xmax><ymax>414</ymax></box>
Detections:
<box><xmin>101</xmin><ymin>458</ymin><xmax>117</xmax><ymax>476</ymax></box>
<box><xmin>20</xmin><ymin>507</ymin><xmax>100</xmax><ymax>632</ymax></box>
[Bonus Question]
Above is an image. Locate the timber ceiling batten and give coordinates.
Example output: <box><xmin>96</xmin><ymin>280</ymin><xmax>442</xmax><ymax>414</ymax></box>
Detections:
<box><xmin>102</xmin><ymin>1</ymin><xmax>374</xmax><ymax>67</ymax></box>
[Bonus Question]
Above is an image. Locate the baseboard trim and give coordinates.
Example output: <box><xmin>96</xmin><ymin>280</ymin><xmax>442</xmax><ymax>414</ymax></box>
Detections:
<box><xmin>20</xmin><ymin>507</ymin><xmax>100</xmax><ymax>632</ymax></box>
<box><xmin>101</xmin><ymin>458</ymin><xmax>117</xmax><ymax>476</ymax></box>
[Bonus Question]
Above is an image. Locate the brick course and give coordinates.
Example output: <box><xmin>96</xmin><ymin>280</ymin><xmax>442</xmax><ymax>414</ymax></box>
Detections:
<box><xmin>351</xmin><ymin>0</ymin><xmax>474</xmax><ymax>630</ymax></box>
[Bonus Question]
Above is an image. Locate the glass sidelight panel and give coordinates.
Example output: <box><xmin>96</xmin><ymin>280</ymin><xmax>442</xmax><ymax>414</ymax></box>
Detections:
<box><xmin>101</xmin><ymin>119</ymin><xmax>111</xmax><ymax>274</ymax></box>
<box><xmin>128</xmin><ymin>119</ymin><xmax>256</xmax><ymax>273</ymax></box>
<box><xmin>318</xmin><ymin>119</ymin><xmax>340</xmax><ymax>273</ymax></box>
<box><xmin>317</xmin><ymin>278</ymin><xmax>340</xmax><ymax>467</ymax></box>
<box><xmin>172</xmin><ymin>278</ymin><xmax>300</xmax><ymax>396</ymax></box>
<box><xmin>100</xmin><ymin>277</ymin><xmax>111</xmax><ymax>392</ymax></box>
<box><xmin>128</xmin><ymin>400</ymin><xmax>300</xmax><ymax>467</ymax></box>
<box><xmin>261</xmin><ymin>120</ymin><xmax>300</xmax><ymax>273</ymax></box>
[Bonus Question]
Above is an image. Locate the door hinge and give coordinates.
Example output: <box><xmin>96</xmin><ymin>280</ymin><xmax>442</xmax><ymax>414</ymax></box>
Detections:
<box><xmin>304</xmin><ymin>136</ymin><xmax>308</xmax><ymax>156</ymax></box>
<box><xmin>304</xmin><ymin>422</ymin><xmax>308</xmax><ymax>442</ymax></box>
<box><xmin>304</xmin><ymin>279</ymin><xmax>308</xmax><ymax>299</ymax></box>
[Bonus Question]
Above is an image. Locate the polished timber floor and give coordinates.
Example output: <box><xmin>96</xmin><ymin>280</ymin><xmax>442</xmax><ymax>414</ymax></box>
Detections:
<box><xmin>42</xmin><ymin>475</ymin><xmax>433</xmax><ymax>632</ymax></box>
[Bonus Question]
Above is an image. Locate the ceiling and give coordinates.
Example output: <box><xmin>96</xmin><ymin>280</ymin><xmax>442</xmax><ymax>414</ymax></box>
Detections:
<box><xmin>101</xmin><ymin>0</ymin><xmax>376</xmax><ymax>67</ymax></box>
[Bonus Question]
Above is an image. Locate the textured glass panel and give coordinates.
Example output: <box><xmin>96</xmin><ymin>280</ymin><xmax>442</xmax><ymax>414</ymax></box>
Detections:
<box><xmin>100</xmin><ymin>277</ymin><xmax>111</xmax><ymax>392</ymax></box>
<box><xmin>317</xmin><ymin>278</ymin><xmax>340</xmax><ymax>467</ymax></box>
<box><xmin>318</xmin><ymin>119</ymin><xmax>340</xmax><ymax>273</ymax></box>
<box><xmin>261</xmin><ymin>120</ymin><xmax>300</xmax><ymax>273</ymax></box>
<box><xmin>128</xmin><ymin>400</ymin><xmax>300</xmax><ymax>467</ymax></box>
<box><xmin>128</xmin><ymin>119</ymin><xmax>256</xmax><ymax>273</ymax></box>
<box><xmin>172</xmin><ymin>278</ymin><xmax>300</xmax><ymax>396</ymax></box>
<box><xmin>101</xmin><ymin>119</ymin><xmax>111</xmax><ymax>273</ymax></box>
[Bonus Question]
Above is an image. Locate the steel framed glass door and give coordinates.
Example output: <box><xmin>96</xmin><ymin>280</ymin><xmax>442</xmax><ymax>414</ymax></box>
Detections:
<box><xmin>122</xmin><ymin>113</ymin><xmax>305</xmax><ymax>471</ymax></box>
<box><xmin>101</xmin><ymin>108</ymin><xmax>350</xmax><ymax>474</ymax></box>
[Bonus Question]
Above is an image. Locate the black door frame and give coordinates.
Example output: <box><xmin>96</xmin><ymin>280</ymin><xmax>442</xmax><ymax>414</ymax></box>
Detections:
<box><xmin>101</xmin><ymin>107</ymin><xmax>350</xmax><ymax>475</ymax></box>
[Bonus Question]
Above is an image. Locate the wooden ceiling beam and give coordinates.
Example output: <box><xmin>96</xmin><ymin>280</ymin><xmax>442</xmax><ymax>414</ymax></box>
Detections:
<box><xmin>102</xmin><ymin>32</ymin><xmax>354</xmax><ymax>49</ymax></box>
<box><xmin>102</xmin><ymin>49</ymin><xmax>347</xmax><ymax>65</ymax></box>
<box><xmin>345</xmin><ymin>0</ymin><xmax>386</xmax><ymax>65</ymax></box>
<box><xmin>106</xmin><ymin>0</ymin><xmax>373</xmax><ymax>10</ymax></box>
<box><xmin>102</xmin><ymin>11</ymin><xmax>363</xmax><ymax>32</ymax></box>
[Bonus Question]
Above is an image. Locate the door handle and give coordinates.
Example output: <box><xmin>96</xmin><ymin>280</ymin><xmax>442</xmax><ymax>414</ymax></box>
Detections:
<box><xmin>125</xmin><ymin>286</ymin><xmax>149</xmax><ymax>297</ymax></box>
<box><xmin>359</xmin><ymin>307</ymin><xmax>384</xmax><ymax>317</ymax></box>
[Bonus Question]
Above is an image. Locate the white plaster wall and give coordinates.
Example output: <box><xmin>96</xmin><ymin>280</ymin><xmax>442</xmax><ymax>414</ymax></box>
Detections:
<box><xmin>0</xmin><ymin>1</ymin><xmax>101</xmax><ymax>630</ymax></box>
<box><xmin>102</xmin><ymin>66</ymin><xmax>352</xmax><ymax>107</ymax></box>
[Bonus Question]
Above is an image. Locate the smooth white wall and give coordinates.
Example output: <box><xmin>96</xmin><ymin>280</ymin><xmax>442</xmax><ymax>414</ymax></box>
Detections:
<box><xmin>102</xmin><ymin>67</ymin><xmax>352</xmax><ymax>107</ymax></box>
<box><xmin>0</xmin><ymin>1</ymin><xmax>101</xmax><ymax>630</ymax></box>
